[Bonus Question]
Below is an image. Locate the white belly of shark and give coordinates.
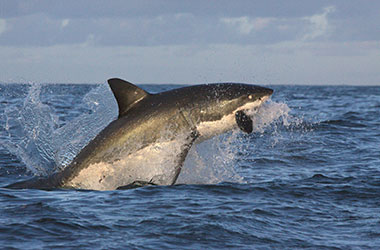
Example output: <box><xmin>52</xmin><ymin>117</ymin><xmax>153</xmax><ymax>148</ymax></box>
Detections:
<box><xmin>66</xmin><ymin>136</ymin><xmax>189</xmax><ymax>190</ymax></box>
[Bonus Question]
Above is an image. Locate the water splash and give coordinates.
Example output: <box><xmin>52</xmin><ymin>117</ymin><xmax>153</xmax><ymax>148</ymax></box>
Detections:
<box><xmin>3</xmin><ymin>83</ymin><xmax>58</xmax><ymax>175</ymax></box>
<box><xmin>178</xmin><ymin>131</ymin><xmax>243</xmax><ymax>184</ymax></box>
<box><xmin>2</xmin><ymin>84</ymin><xmax>117</xmax><ymax>175</ymax></box>
<box><xmin>51</xmin><ymin>84</ymin><xmax>117</xmax><ymax>170</ymax></box>
<box><xmin>247</xmin><ymin>100</ymin><xmax>292</xmax><ymax>133</ymax></box>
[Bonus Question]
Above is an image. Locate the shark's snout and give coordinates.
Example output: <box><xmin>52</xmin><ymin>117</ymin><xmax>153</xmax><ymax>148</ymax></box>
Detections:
<box><xmin>258</xmin><ymin>86</ymin><xmax>274</xmax><ymax>99</ymax></box>
<box><xmin>266</xmin><ymin>87</ymin><xmax>274</xmax><ymax>96</ymax></box>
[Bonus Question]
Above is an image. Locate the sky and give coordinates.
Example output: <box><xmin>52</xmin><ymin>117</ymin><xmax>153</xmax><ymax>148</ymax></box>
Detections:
<box><xmin>0</xmin><ymin>0</ymin><xmax>379</xmax><ymax>85</ymax></box>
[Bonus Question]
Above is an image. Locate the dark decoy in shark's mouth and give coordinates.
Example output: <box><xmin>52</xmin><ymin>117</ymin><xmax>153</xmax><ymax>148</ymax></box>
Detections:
<box><xmin>235</xmin><ymin>110</ymin><xmax>253</xmax><ymax>133</ymax></box>
<box><xmin>6</xmin><ymin>78</ymin><xmax>273</xmax><ymax>190</ymax></box>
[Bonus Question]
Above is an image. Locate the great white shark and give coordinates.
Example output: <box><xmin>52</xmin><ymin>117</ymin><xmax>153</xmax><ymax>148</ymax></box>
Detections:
<box><xmin>6</xmin><ymin>78</ymin><xmax>273</xmax><ymax>190</ymax></box>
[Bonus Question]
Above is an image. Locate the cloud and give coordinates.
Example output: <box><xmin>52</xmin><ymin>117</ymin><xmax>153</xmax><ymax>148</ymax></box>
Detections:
<box><xmin>220</xmin><ymin>16</ymin><xmax>273</xmax><ymax>34</ymax></box>
<box><xmin>61</xmin><ymin>19</ymin><xmax>70</xmax><ymax>28</ymax></box>
<box><xmin>0</xmin><ymin>2</ymin><xmax>379</xmax><ymax>85</ymax></box>
<box><xmin>81</xmin><ymin>33</ymin><xmax>97</xmax><ymax>47</ymax></box>
<box><xmin>0</xmin><ymin>19</ymin><xmax>7</xmax><ymax>36</ymax></box>
<box><xmin>302</xmin><ymin>5</ymin><xmax>336</xmax><ymax>40</ymax></box>
<box><xmin>0</xmin><ymin>3</ymin><xmax>377</xmax><ymax>47</ymax></box>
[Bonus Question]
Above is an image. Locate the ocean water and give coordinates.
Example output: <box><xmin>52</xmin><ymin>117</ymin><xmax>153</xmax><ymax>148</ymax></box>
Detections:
<box><xmin>0</xmin><ymin>83</ymin><xmax>379</xmax><ymax>249</ymax></box>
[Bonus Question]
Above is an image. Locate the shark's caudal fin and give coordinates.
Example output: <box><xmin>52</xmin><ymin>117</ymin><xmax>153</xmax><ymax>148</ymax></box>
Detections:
<box><xmin>107</xmin><ymin>78</ymin><xmax>150</xmax><ymax>117</ymax></box>
<box><xmin>4</xmin><ymin>173</ymin><xmax>62</xmax><ymax>190</ymax></box>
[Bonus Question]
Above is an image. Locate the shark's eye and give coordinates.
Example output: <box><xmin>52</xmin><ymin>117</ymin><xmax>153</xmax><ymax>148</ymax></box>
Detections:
<box><xmin>248</xmin><ymin>95</ymin><xmax>253</xmax><ymax>100</ymax></box>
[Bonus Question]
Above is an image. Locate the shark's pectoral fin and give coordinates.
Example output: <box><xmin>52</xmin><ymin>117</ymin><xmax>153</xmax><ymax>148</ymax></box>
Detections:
<box><xmin>235</xmin><ymin>110</ymin><xmax>253</xmax><ymax>133</ymax></box>
<box><xmin>116</xmin><ymin>129</ymin><xmax>198</xmax><ymax>189</ymax></box>
<box><xmin>171</xmin><ymin>130</ymin><xmax>199</xmax><ymax>185</ymax></box>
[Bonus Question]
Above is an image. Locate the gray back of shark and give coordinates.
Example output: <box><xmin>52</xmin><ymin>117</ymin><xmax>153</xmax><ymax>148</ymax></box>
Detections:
<box><xmin>6</xmin><ymin>78</ymin><xmax>273</xmax><ymax>190</ymax></box>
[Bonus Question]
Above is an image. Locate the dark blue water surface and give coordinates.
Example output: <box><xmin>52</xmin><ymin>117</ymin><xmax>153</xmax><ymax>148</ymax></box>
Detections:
<box><xmin>0</xmin><ymin>83</ymin><xmax>379</xmax><ymax>249</ymax></box>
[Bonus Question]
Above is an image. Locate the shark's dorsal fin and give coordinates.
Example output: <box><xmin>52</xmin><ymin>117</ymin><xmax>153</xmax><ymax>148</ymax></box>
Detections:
<box><xmin>108</xmin><ymin>78</ymin><xmax>150</xmax><ymax>117</ymax></box>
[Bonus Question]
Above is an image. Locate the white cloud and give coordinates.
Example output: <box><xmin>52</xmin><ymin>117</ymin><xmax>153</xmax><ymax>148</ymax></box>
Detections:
<box><xmin>174</xmin><ymin>13</ymin><xmax>193</xmax><ymax>20</ymax></box>
<box><xmin>61</xmin><ymin>19</ymin><xmax>70</xmax><ymax>28</ymax></box>
<box><xmin>220</xmin><ymin>16</ymin><xmax>273</xmax><ymax>35</ymax></box>
<box><xmin>81</xmin><ymin>34</ymin><xmax>97</xmax><ymax>47</ymax></box>
<box><xmin>302</xmin><ymin>6</ymin><xmax>336</xmax><ymax>40</ymax></box>
<box><xmin>0</xmin><ymin>19</ymin><xmax>7</xmax><ymax>36</ymax></box>
<box><xmin>0</xmin><ymin>2</ymin><xmax>379</xmax><ymax>85</ymax></box>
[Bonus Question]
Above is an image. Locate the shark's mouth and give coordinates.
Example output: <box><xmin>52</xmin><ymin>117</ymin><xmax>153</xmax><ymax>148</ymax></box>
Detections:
<box><xmin>235</xmin><ymin>110</ymin><xmax>253</xmax><ymax>133</ymax></box>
